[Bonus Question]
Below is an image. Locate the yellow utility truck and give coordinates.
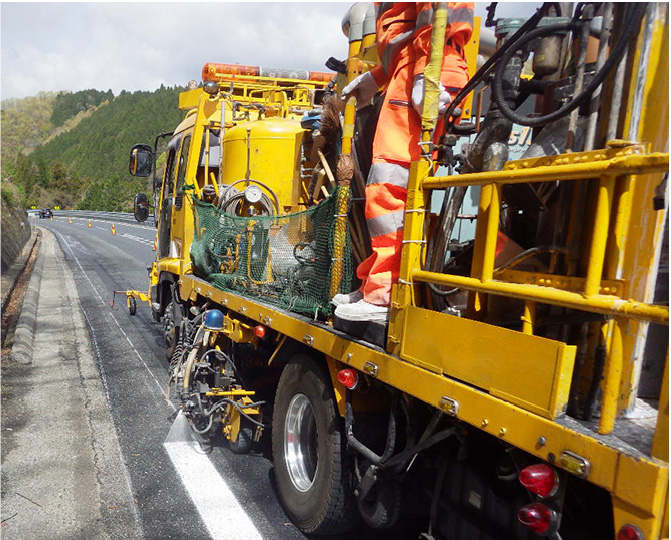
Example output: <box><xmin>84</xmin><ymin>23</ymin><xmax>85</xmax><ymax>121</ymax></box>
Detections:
<box><xmin>128</xmin><ymin>3</ymin><xmax>668</xmax><ymax>538</ymax></box>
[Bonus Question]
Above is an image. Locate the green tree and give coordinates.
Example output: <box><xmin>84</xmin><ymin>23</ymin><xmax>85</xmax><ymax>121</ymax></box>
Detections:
<box><xmin>51</xmin><ymin>161</ymin><xmax>69</xmax><ymax>190</ymax></box>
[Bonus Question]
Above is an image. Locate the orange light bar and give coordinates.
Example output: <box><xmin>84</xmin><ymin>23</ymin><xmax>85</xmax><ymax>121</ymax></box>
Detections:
<box><xmin>202</xmin><ymin>62</ymin><xmax>334</xmax><ymax>84</ymax></box>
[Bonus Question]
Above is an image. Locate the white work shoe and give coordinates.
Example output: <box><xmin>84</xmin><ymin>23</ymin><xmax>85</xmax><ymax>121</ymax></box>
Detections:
<box><xmin>334</xmin><ymin>300</ymin><xmax>389</xmax><ymax>323</ymax></box>
<box><xmin>331</xmin><ymin>290</ymin><xmax>363</xmax><ymax>307</ymax></box>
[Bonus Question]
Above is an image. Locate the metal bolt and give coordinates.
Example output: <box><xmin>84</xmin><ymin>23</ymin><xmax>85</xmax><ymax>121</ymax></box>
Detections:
<box><xmin>537</xmin><ymin>436</ymin><xmax>547</xmax><ymax>447</ymax></box>
<box><xmin>481</xmin><ymin>419</ymin><xmax>489</xmax><ymax>427</ymax></box>
<box><xmin>499</xmin><ymin>428</ymin><xmax>507</xmax><ymax>437</ymax></box>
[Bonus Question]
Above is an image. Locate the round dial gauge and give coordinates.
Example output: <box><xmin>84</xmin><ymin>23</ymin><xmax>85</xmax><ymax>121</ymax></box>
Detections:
<box><xmin>244</xmin><ymin>185</ymin><xmax>263</xmax><ymax>204</ymax></box>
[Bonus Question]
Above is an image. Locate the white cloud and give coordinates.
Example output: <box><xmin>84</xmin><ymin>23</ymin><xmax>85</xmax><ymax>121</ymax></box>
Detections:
<box><xmin>1</xmin><ymin>2</ymin><xmax>348</xmax><ymax>99</ymax></box>
<box><xmin>1</xmin><ymin>2</ymin><xmax>541</xmax><ymax>100</ymax></box>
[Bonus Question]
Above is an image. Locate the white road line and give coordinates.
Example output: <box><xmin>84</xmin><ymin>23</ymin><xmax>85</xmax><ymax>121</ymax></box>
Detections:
<box><xmin>53</xmin><ymin>229</ymin><xmax>175</xmax><ymax>410</ymax></box>
<box><xmin>61</xmin><ymin>220</ymin><xmax>154</xmax><ymax>245</ymax></box>
<box><xmin>52</xmin><ymin>215</ymin><xmax>154</xmax><ymax>232</ymax></box>
<box><xmin>164</xmin><ymin>415</ymin><xmax>263</xmax><ymax>540</ymax></box>
<box><xmin>52</xmin><ymin>235</ymin><xmax>144</xmax><ymax>531</ymax></box>
<box><xmin>107</xmin><ymin>313</ymin><xmax>176</xmax><ymax>411</ymax></box>
<box><xmin>55</xmin><ymin>227</ymin><xmax>261</xmax><ymax>540</ymax></box>
<box><xmin>120</xmin><ymin>232</ymin><xmax>154</xmax><ymax>246</ymax></box>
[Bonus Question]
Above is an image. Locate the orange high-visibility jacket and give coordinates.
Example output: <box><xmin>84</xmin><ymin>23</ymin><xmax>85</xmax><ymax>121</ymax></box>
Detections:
<box><xmin>370</xmin><ymin>2</ymin><xmax>473</xmax><ymax>90</ymax></box>
<box><xmin>357</xmin><ymin>2</ymin><xmax>474</xmax><ymax>306</ymax></box>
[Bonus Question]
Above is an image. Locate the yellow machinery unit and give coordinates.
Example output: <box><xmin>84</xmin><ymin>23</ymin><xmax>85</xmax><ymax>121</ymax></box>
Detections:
<box><xmin>126</xmin><ymin>3</ymin><xmax>668</xmax><ymax>539</ymax></box>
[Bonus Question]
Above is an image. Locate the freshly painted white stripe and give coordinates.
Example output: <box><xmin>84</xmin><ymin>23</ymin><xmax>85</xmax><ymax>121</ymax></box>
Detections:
<box><xmin>52</xmin><ymin>234</ymin><xmax>143</xmax><ymax>530</ymax></box>
<box><xmin>164</xmin><ymin>422</ymin><xmax>263</xmax><ymax>540</ymax></box>
<box><xmin>53</xmin><ymin>229</ymin><xmax>175</xmax><ymax>410</ymax></box>
<box><xmin>52</xmin><ymin>215</ymin><xmax>155</xmax><ymax>232</ymax></box>
<box><xmin>120</xmin><ymin>232</ymin><xmax>154</xmax><ymax>246</ymax></box>
<box><xmin>107</xmin><ymin>313</ymin><xmax>176</xmax><ymax>411</ymax></box>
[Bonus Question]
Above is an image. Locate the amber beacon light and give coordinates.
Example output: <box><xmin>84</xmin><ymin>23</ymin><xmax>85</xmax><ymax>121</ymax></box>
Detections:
<box><xmin>202</xmin><ymin>62</ymin><xmax>334</xmax><ymax>83</ymax></box>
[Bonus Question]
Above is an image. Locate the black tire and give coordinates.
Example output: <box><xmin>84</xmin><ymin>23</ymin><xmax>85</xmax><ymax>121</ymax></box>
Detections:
<box><xmin>272</xmin><ymin>355</ymin><xmax>356</xmax><ymax>535</ymax></box>
<box><xmin>162</xmin><ymin>299</ymin><xmax>178</xmax><ymax>360</ymax></box>
<box><xmin>357</xmin><ymin>478</ymin><xmax>402</xmax><ymax>530</ymax></box>
<box><xmin>229</xmin><ymin>421</ymin><xmax>254</xmax><ymax>454</ymax></box>
<box><xmin>128</xmin><ymin>297</ymin><xmax>137</xmax><ymax>316</ymax></box>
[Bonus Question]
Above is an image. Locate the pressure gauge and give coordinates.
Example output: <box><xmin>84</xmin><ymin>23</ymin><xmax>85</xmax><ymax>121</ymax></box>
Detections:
<box><xmin>244</xmin><ymin>185</ymin><xmax>263</xmax><ymax>204</ymax></box>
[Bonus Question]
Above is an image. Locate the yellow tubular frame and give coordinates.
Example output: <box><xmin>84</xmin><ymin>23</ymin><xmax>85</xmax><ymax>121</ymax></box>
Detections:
<box><xmin>386</xmin><ymin>4</ymin><xmax>669</xmax><ymax>538</ymax></box>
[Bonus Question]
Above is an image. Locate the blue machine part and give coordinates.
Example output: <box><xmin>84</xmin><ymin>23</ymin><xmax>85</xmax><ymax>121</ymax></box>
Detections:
<box><xmin>203</xmin><ymin>309</ymin><xmax>224</xmax><ymax>331</ymax></box>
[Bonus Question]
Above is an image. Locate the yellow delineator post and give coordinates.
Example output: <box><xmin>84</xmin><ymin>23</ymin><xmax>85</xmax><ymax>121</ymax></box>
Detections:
<box><xmin>111</xmin><ymin>224</ymin><xmax>116</xmax><ymax>236</ymax></box>
<box><xmin>88</xmin><ymin>220</ymin><xmax>92</xmax><ymax>228</ymax></box>
<box><xmin>69</xmin><ymin>218</ymin><xmax>72</xmax><ymax>224</ymax></box>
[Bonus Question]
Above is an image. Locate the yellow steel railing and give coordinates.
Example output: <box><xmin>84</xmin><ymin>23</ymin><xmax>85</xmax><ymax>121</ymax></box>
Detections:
<box><xmin>415</xmin><ymin>147</ymin><xmax>669</xmax><ymax>326</ymax></box>
<box><xmin>392</xmin><ymin>6</ymin><xmax>669</xmax><ymax>438</ymax></box>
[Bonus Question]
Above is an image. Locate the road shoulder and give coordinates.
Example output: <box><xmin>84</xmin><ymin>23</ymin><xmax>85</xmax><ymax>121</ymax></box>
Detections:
<box><xmin>1</xmin><ymin>228</ymin><xmax>144</xmax><ymax>539</ymax></box>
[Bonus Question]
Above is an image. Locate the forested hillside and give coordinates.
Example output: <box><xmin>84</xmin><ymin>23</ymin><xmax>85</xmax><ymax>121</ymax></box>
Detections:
<box><xmin>1</xmin><ymin>86</ymin><xmax>186</xmax><ymax>211</ymax></box>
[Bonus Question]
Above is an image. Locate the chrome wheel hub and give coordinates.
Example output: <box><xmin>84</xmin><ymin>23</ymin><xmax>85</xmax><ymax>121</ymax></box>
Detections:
<box><xmin>284</xmin><ymin>393</ymin><xmax>318</xmax><ymax>492</ymax></box>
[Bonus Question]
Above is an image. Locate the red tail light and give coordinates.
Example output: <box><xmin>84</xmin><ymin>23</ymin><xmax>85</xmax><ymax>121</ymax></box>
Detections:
<box><xmin>517</xmin><ymin>503</ymin><xmax>554</xmax><ymax>534</ymax></box>
<box><xmin>519</xmin><ymin>463</ymin><xmax>559</xmax><ymax>497</ymax></box>
<box><xmin>337</xmin><ymin>368</ymin><xmax>359</xmax><ymax>390</ymax></box>
<box><xmin>618</xmin><ymin>524</ymin><xmax>644</xmax><ymax>540</ymax></box>
<box><xmin>253</xmin><ymin>325</ymin><xmax>266</xmax><ymax>339</ymax></box>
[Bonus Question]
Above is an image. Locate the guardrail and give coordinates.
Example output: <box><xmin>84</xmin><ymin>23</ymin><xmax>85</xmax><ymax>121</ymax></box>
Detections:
<box><xmin>28</xmin><ymin>210</ymin><xmax>156</xmax><ymax>228</ymax></box>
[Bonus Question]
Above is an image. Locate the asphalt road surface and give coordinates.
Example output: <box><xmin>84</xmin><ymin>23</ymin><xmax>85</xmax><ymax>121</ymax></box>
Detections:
<box><xmin>4</xmin><ymin>215</ymin><xmax>416</xmax><ymax>540</ymax></box>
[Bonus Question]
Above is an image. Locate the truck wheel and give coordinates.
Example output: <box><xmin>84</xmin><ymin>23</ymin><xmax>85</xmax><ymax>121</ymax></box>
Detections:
<box><xmin>128</xmin><ymin>297</ymin><xmax>137</xmax><ymax>316</ymax></box>
<box><xmin>272</xmin><ymin>355</ymin><xmax>356</xmax><ymax>535</ymax></box>
<box><xmin>162</xmin><ymin>299</ymin><xmax>178</xmax><ymax>359</ymax></box>
<box><xmin>229</xmin><ymin>420</ymin><xmax>253</xmax><ymax>455</ymax></box>
<box><xmin>357</xmin><ymin>478</ymin><xmax>402</xmax><ymax>529</ymax></box>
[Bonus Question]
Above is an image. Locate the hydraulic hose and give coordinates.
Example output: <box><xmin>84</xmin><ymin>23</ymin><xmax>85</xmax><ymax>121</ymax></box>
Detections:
<box><xmin>491</xmin><ymin>3</ymin><xmax>648</xmax><ymax>127</ymax></box>
<box><xmin>443</xmin><ymin>2</ymin><xmax>549</xmax><ymax>123</ymax></box>
<box><xmin>206</xmin><ymin>398</ymin><xmax>268</xmax><ymax>428</ymax></box>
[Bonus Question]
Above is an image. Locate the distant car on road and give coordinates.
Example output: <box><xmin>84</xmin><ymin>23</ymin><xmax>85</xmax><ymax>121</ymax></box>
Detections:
<box><xmin>39</xmin><ymin>208</ymin><xmax>53</xmax><ymax>219</ymax></box>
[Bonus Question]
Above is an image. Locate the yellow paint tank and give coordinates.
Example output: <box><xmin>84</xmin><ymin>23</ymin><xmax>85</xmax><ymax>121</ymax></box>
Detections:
<box><xmin>222</xmin><ymin>118</ymin><xmax>307</xmax><ymax>212</ymax></box>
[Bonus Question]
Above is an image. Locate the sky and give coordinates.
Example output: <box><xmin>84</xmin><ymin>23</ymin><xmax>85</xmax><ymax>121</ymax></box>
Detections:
<box><xmin>1</xmin><ymin>2</ymin><xmax>541</xmax><ymax>101</ymax></box>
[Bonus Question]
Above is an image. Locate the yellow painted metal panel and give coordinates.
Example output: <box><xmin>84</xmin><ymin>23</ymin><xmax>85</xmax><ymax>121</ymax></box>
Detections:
<box><xmin>157</xmin><ymin>258</ymin><xmax>181</xmax><ymax>277</ymax></box>
<box><xmin>179</xmin><ymin>88</ymin><xmax>203</xmax><ymax>110</ymax></box>
<box><xmin>399</xmin><ymin>306</ymin><xmax>575</xmax><ymax>419</ymax></box>
<box><xmin>663</xmin><ymin>491</ymin><xmax>670</xmax><ymax>540</ymax></box>
<box><xmin>222</xmin><ymin>119</ymin><xmax>305</xmax><ymax>210</ymax></box>
<box><xmin>180</xmin><ymin>275</ymin><xmax>667</xmax><ymax>514</ymax></box>
<box><xmin>615</xmin><ymin>454</ymin><xmax>669</xmax><ymax>519</ymax></box>
<box><xmin>618</xmin><ymin>5</ymin><xmax>669</xmax><ymax>413</ymax></box>
<box><xmin>613</xmin><ymin>496</ymin><xmax>667</xmax><ymax>540</ymax></box>
<box><xmin>652</xmin><ymin>355</ymin><xmax>669</xmax><ymax>462</ymax></box>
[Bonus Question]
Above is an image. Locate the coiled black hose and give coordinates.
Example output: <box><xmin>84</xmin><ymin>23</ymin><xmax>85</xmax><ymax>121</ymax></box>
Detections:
<box><xmin>442</xmin><ymin>2</ymin><xmax>550</xmax><ymax>123</ymax></box>
<box><xmin>491</xmin><ymin>3</ymin><xmax>648</xmax><ymax>127</ymax></box>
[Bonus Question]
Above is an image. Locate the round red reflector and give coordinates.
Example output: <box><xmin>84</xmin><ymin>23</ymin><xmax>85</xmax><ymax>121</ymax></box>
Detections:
<box><xmin>517</xmin><ymin>503</ymin><xmax>553</xmax><ymax>534</ymax></box>
<box><xmin>253</xmin><ymin>325</ymin><xmax>266</xmax><ymax>339</ymax></box>
<box><xmin>519</xmin><ymin>463</ymin><xmax>559</xmax><ymax>498</ymax></box>
<box><xmin>618</xmin><ymin>524</ymin><xmax>643</xmax><ymax>540</ymax></box>
<box><xmin>337</xmin><ymin>369</ymin><xmax>359</xmax><ymax>390</ymax></box>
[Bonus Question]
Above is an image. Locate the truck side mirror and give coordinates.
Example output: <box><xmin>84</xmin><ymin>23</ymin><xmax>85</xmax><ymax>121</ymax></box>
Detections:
<box><xmin>134</xmin><ymin>193</ymin><xmax>149</xmax><ymax>222</ymax></box>
<box><xmin>129</xmin><ymin>144</ymin><xmax>154</xmax><ymax>177</ymax></box>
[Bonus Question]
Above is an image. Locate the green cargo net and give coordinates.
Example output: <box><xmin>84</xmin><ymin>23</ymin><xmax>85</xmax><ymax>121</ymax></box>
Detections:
<box><xmin>190</xmin><ymin>187</ymin><xmax>353</xmax><ymax>317</ymax></box>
